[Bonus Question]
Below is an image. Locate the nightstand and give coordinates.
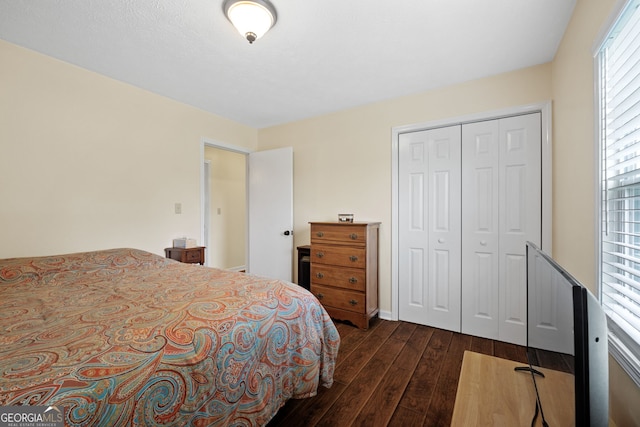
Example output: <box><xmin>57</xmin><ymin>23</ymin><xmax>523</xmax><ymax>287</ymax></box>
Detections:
<box><xmin>164</xmin><ymin>246</ymin><xmax>205</xmax><ymax>265</ymax></box>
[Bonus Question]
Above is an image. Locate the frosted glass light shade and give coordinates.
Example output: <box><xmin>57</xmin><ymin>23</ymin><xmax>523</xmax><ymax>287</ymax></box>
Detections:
<box><xmin>223</xmin><ymin>0</ymin><xmax>277</xmax><ymax>44</ymax></box>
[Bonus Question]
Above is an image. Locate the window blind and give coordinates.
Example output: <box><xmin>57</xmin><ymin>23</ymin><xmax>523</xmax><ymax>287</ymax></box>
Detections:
<box><xmin>600</xmin><ymin>0</ymin><xmax>640</xmax><ymax>385</ymax></box>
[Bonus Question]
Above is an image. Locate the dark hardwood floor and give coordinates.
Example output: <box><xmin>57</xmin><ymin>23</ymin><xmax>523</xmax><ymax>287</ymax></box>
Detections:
<box><xmin>268</xmin><ymin>318</ymin><xmax>568</xmax><ymax>427</ymax></box>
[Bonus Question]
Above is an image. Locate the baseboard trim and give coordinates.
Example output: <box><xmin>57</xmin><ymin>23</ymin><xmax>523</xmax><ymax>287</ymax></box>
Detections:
<box><xmin>379</xmin><ymin>310</ymin><xmax>396</xmax><ymax>321</ymax></box>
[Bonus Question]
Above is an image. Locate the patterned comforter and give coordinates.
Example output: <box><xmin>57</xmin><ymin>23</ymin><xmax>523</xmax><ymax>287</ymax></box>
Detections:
<box><xmin>0</xmin><ymin>248</ymin><xmax>340</xmax><ymax>426</ymax></box>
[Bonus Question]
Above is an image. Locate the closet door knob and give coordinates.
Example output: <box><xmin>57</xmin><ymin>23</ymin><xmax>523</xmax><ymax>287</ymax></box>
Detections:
<box><xmin>480</xmin><ymin>240</ymin><xmax>487</xmax><ymax>246</ymax></box>
<box><xmin>438</xmin><ymin>238</ymin><xmax>445</xmax><ymax>243</ymax></box>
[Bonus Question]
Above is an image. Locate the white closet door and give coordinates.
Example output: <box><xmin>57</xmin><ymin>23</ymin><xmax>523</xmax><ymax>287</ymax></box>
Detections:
<box><xmin>461</xmin><ymin>120</ymin><xmax>501</xmax><ymax>339</ymax></box>
<box><xmin>498</xmin><ymin>113</ymin><xmax>541</xmax><ymax>344</ymax></box>
<box><xmin>398</xmin><ymin>126</ymin><xmax>462</xmax><ymax>331</ymax></box>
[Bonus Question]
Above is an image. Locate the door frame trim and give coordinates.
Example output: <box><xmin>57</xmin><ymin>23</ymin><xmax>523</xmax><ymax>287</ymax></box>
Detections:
<box><xmin>200</xmin><ymin>137</ymin><xmax>252</xmax><ymax>268</ymax></box>
<box><xmin>389</xmin><ymin>101</ymin><xmax>552</xmax><ymax>322</ymax></box>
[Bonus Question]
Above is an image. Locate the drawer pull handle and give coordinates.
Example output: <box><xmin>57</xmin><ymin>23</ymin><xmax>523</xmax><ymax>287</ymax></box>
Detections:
<box><xmin>316</xmin><ymin>231</ymin><xmax>324</xmax><ymax>237</ymax></box>
<box><xmin>349</xmin><ymin>277</ymin><xmax>358</xmax><ymax>284</ymax></box>
<box><xmin>316</xmin><ymin>272</ymin><xmax>324</xmax><ymax>279</ymax></box>
<box><xmin>350</xmin><ymin>233</ymin><xmax>358</xmax><ymax>240</ymax></box>
<box><xmin>349</xmin><ymin>299</ymin><xmax>358</xmax><ymax>305</ymax></box>
<box><xmin>349</xmin><ymin>255</ymin><xmax>359</xmax><ymax>262</ymax></box>
<box><xmin>317</xmin><ymin>293</ymin><xmax>324</xmax><ymax>299</ymax></box>
<box><xmin>316</xmin><ymin>252</ymin><xmax>324</xmax><ymax>258</ymax></box>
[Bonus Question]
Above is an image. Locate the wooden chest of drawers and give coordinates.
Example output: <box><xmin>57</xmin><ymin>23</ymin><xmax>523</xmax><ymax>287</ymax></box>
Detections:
<box><xmin>309</xmin><ymin>222</ymin><xmax>380</xmax><ymax>329</ymax></box>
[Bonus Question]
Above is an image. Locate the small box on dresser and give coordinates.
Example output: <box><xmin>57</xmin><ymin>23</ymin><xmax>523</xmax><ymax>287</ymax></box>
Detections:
<box><xmin>309</xmin><ymin>221</ymin><xmax>380</xmax><ymax>329</ymax></box>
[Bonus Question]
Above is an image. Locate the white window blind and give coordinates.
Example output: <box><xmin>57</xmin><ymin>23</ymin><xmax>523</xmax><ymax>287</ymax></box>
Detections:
<box><xmin>600</xmin><ymin>0</ymin><xmax>640</xmax><ymax>386</ymax></box>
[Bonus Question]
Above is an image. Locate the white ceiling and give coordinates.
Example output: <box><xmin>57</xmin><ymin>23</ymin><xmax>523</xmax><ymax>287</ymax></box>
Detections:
<box><xmin>0</xmin><ymin>0</ymin><xmax>576</xmax><ymax>129</ymax></box>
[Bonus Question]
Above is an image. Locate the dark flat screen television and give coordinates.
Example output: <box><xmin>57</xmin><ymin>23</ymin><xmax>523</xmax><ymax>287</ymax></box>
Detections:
<box><xmin>525</xmin><ymin>242</ymin><xmax>609</xmax><ymax>426</ymax></box>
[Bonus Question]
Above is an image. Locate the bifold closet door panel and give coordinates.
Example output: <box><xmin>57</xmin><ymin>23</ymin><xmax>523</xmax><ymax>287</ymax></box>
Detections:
<box><xmin>461</xmin><ymin>119</ymin><xmax>501</xmax><ymax>340</ymax></box>
<box><xmin>398</xmin><ymin>126</ymin><xmax>462</xmax><ymax>332</ymax></box>
<box><xmin>497</xmin><ymin>113</ymin><xmax>541</xmax><ymax>345</ymax></box>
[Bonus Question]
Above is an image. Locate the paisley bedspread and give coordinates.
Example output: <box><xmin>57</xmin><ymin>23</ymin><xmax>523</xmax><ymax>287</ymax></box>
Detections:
<box><xmin>0</xmin><ymin>248</ymin><xmax>340</xmax><ymax>426</ymax></box>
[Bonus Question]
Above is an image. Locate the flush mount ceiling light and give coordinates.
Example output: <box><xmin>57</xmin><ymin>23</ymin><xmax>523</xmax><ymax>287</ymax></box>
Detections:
<box><xmin>223</xmin><ymin>0</ymin><xmax>277</xmax><ymax>44</ymax></box>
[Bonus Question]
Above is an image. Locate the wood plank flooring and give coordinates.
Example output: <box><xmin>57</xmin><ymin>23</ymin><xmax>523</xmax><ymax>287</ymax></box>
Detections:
<box><xmin>267</xmin><ymin>318</ymin><xmax>533</xmax><ymax>427</ymax></box>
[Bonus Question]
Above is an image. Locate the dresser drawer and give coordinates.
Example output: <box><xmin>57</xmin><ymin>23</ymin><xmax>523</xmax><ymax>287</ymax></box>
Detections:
<box><xmin>311</xmin><ymin>284</ymin><xmax>366</xmax><ymax>314</ymax></box>
<box><xmin>311</xmin><ymin>264</ymin><xmax>366</xmax><ymax>292</ymax></box>
<box><xmin>311</xmin><ymin>244</ymin><xmax>366</xmax><ymax>269</ymax></box>
<box><xmin>185</xmin><ymin>249</ymin><xmax>203</xmax><ymax>263</ymax></box>
<box><xmin>311</xmin><ymin>224</ymin><xmax>367</xmax><ymax>246</ymax></box>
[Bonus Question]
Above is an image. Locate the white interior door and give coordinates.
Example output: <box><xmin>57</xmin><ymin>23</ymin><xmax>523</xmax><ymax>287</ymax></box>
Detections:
<box><xmin>203</xmin><ymin>160</ymin><xmax>211</xmax><ymax>265</ymax></box>
<box><xmin>398</xmin><ymin>126</ymin><xmax>462</xmax><ymax>332</ymax></box>
<box><xmin>248</xmin><ymin>147</ymin><xmax>293</xmax><ymax>281</ymax></box>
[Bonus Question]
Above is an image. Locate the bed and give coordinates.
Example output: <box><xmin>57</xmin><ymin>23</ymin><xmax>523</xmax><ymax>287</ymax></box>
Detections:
<box><xmin>0</xmin><ymin>248</ymin><xmax>340</xmax><ymax>426</ymax></box>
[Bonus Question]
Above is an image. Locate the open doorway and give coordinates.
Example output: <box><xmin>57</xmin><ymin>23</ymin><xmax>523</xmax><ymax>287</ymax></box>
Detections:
<box><xmin>203</xmin><ymin>145</ymin><xmax>247</xmax><ymax>271</ymax></box>
<box><xmin>201</xmin><ymin>139</ymin><xmax>294</xmax><ymax>280</ymax></box>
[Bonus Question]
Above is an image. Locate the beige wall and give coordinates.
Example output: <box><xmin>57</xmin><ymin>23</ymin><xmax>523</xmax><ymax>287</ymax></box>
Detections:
<box><xmin>204</xmin><ymin>146</ymin><xmax>246</xmax><ymax>269</ymax></box>
<box><xmin>552</xmin><ymin>0</ymin><xmax>639</xmax><ymax>425</ymax></box>
<box><xmin>258</xmin><ymin>63</ymin><xmax>552</xmax><ymax>314</ymax></box>
<box><xmin>0</xmin><ymin>40</ymin><xmax>257</xmax><ymax>258</ymax></box>
<box><xmin>552</xmin><ymin>0</ymin><xmax>611</xmax><ymax>293</ymax></box>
